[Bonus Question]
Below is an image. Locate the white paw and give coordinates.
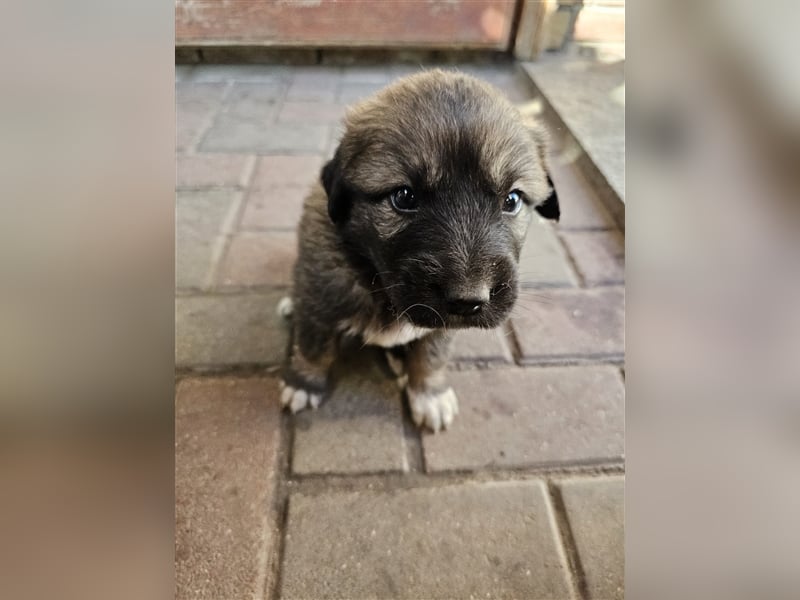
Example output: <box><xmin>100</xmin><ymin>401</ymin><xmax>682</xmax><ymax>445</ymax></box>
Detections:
<box><xmin>279</xmin><ymin>380</ymin><xmax>321</xmax><ymax>413</ymax></box>
<box><xmin>276</xmin><ymin>296</ymin><xmax>294</xmax><ymax>319</ymax></box>
<box><xmin>407</xmin><ymin>387</ymin><xmax>459</xmax><ymax>432</ymax></box>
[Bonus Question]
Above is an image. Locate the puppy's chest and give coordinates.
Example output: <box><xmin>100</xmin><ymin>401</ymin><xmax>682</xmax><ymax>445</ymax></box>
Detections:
<box><xmin>342</xmin><ymin>319</ymin><xmax>432</xmax><ymax>348</ymax></box>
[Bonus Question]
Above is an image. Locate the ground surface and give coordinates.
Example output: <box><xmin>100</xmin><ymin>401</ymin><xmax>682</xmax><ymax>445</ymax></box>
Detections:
<box><xmin>176</xmin><ymin>62</ymin><xmax>625</xmax><ymax>600</ymax></box>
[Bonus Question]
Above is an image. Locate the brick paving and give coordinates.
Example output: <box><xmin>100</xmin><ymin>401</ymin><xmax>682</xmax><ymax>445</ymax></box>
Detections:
<box><xmin>176</xmin><ymin>62</ymin><xmax>624</xmax><ymax>599</ymax></box>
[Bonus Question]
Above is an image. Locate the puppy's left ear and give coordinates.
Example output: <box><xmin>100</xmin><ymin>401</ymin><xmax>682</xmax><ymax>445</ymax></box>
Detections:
<box><xmin>535</xmin><ymin>174</ymin><xmax>560</xmax><ymax>222</ymax></box>
<box><xmin>321</xmin><ymin>149</ymin><xmax>350</xmax><ymax>224</ymax></box>
<box><xmin>526</xmin><ymin>120</ymin><xmax>560</xmax><ymax>222</ymax></box>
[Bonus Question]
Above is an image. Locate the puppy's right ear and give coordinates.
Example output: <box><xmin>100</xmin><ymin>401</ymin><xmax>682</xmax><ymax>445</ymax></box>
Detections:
<box><xmin>321</xmin><ymin>150</ymin><xmax>350</xmax><ymax>224</ymax></box>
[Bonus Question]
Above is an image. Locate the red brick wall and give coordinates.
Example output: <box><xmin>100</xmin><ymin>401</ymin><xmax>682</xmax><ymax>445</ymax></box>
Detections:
<box><xmin>176</xmin><ymin>0</ymin><xmax>518</xmax><ymax>49</ymax></box>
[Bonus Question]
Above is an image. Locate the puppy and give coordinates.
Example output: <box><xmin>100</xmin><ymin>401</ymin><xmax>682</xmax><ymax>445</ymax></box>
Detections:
<box><xmin>279</xmin><ymin>70</ymin><xmax>559</xmax><ymax>431</ymax></box>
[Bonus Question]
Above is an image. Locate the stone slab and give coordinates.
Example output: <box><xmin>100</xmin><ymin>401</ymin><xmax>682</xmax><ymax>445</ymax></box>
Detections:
<box><xmin>176</xmin><ymin>154</ymin><xmax>253</xmax><ymax>189</ymax></box>
<box><xmin>286</xmin><ymin>68</ymin><xmax>342</xmax><ymax>102</ymax></box>
<box><xmin>200</xmin><ymin>115</ymin><xmax>330</xmax><ymax>155</ymax></box>
<box><xmin>522</xmin><ymin>54</ymin><xmax>625</xmax><ymax>202</ymax></box>
<box><xmin>337</xmin><ymin>82</ymin><xmax>386</xmax><ymax>104</ymax></box>
<box><xmin>251</xmin><ymin>155</ymin><xmax>324</xmax><ymax>189</ymax></box>
<box><xmin>548</xmin><ymin>159</ymin><xmax>615</xmax><ymax>230</ymax></box>
<box><xmin>291</xmin><ymin>346</ymin><xmax>407</xmax><ymax>475</ymax></box>
<box><xmin>278</xmin><ymin>101</ymin><xmax>347</xmax><ymax>124</ymax></box>
<box><xmin>222</xmin><ymin>82</ymin><xmax>286</xmax><ymax>121</ymax></box>
<box><xmin>176</xmin><ymin>190</ymin><xmax>238</xmax><ymax>289</ymax></box>
<box><xmin>559</xmin><ymin>477</ymin><xmax>625</xmax><ymax>600</ymax></box>
<box><xmin>240</xmin><ymin>186</ymin><xmax>309</xmax><ymax>231</ymax></box>
<box><xmin>450</xmin><ymin>327</ymin><xmax>514</xmax><ymax>364</ymax></box>
<box><xmin>423</xmin><ymin>366</ymin><xmax>625</xmax><ymax>471</ymax></box>
<box><xmin>175</xmin><ymin>377</ymin><xmax>283</xmax><ymax>600</ymax></box>
<box><xmin>217</xmin><ymin>232</ymin><xmax>297</xmax><ymax>288</ymax></box>
<box><xmin>176</xmin><ymin>83</ymin><xmax>226</xmax><ymax>153</ymax></box>
<box><xmin>519</xmin><ymin>217</ymin><xmax>577</xmax><ymax>288</ymax></box>
<box><xmin>510</xmin><ymin>288</ymin><xmax>624</xmax><ymax>363</ymax></box>
<box><xmin>280</xmin><ymin>480</ymin><xmax>573</xmax><ymax>599</ymax></box>
<box><xmin>191</xmin><ymin>64</ymin><xmax>293</xmax><ymax>83</ymax></box>
<box><xmin>562</xmin><ymin>230</ymin><xmax>625</xmax><ymax>286</ymax></box>
<box><xmin>176</xmin><ymin>292</ymin><xmax>289</xmax><ymax>368</ymax></box>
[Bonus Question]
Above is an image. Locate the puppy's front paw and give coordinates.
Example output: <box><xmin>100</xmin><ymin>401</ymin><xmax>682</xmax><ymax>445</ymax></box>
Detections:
<box><xmin>407</xmin><ymin>387</ymin><xmax>459</xmax><ymax>432</ymax></box>
<box><xmin>279</xmin><ymin>380</ymin><xmax>322</xmax><ymax>413</ymax></box>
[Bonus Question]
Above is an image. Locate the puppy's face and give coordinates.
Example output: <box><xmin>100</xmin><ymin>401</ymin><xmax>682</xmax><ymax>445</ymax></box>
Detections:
<box><xmin>322</xmin><ymin>70</ymin><xmax>559</xmax><ymax>329</ymax></box>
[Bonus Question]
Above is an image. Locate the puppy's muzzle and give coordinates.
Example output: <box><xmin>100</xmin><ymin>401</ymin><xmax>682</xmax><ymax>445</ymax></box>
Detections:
<box><xmin>444</xmin><ymin>283</ymin><xmax>490</xmax><ymax>317</ymax></box>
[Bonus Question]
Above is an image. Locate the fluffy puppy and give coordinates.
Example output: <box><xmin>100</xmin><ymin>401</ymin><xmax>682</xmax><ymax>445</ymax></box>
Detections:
<box><xmin>279</xmin><ymin>69</ymin><xmax>559</xmax><ymax>431</ymax></box>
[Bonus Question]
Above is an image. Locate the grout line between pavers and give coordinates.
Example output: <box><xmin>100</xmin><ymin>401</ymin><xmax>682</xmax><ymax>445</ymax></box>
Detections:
<box><xmin>191</xmin><ymin>80</ymin><xmax>234</xmax><ymax>156</ymax></box>
<box><xmin>204</xmin><ymin>189</ymin><xmax>246</xmax><ymax>289</ymax></box>
<box><xmin>286</xmin><ymin>459</ymin><xmax>624</xmax><ymax>498</ymax></box>
<box><xmin>174</xmin><ymin>281</ymin><xmax>624</xmax><ymax>298</ymax></box>
<box><xmin>204</xmin><ymin>155</ymin><xmax>260</xmax><ymax>290</ymax></box>
<box><xmin>399</xmin><ymin>391</ymin><xmax>426</xmax><ymax>474</ymax></box>
<box><xmin>175</xmin><ymin>356</ymin><xmax>624</xmax><ymax>378</ymax></box>
<box><xmin>556</xmin><ymin>229</ymin><xmax>587</xmax><ymax>288</ymax></box>
<box><xmin>266</xmin><ymin>409</ymin><xmax>296</xmax><ymax>600</ymax></box>
<box><xmin>546</xmin><ymin>480</ymin><xmax>590</xmax><ymax>600</ymax></box>
<box><xmin>501</xmin><ymin>319</ymin><xmax>524</xmax><ymax>366</ymax></box>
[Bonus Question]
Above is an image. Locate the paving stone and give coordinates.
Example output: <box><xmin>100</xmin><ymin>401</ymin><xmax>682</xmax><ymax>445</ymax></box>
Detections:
<box><xmin>341</xmin><ymin>66</ymin><xmax>393</xmax><ymax>84</ymax></box>
<box><xmin>176</xmin><ymin>83</ymin><xmax>226</xmax><ymax>153</ymax></box>
<box><xmin>338</xmin><ymin>81</ymin><xmax>386</xmax><ymax>104</ymax></box>
<box><xmin>286</xmin><ymin>68</ymin><xmax>341</xmax><ymax>102</ymax></box>
<box><xmin>221</xmin><ymin>82</ymin><xmax>286</xmax><ymax>121</ymax></box>
<box><xmin>176</xmin><ymin>235</ymin><xmax>221</xmax><ymax>291</ymax></box>
<box><xmin>175</xmin><ymin>65</ymin><xmax>193</xmax><ymax>82</ymax></box>
<box><xmin>217</xmin><ymin>232</ymin><xmax>297</xmax><ymax>287</ymax></box>
<box><xmin>176</xmin><ymin>154</ymin><xmax>253</xmax><ymax>188</ymax></box>
<box><xmin>240</xmin><ymin>186</ymin><xmax>309</xmax><ymax>230</ymax></box>
<box><xmin>521</xmin><ymin>56</ymin><xmax>625</xmax><ymax>201</ymax></box>
<box><xmin>549</xmin><ymin>160</ymin><xmax>615</xmax><ymax>229</ymax></box>
<box><xmin>511</xmin><ymin>287</ymin><xmax>624</xmax><ymax>363</ymax></box>
<box><xmin>519</xmin><ymin>217</ymin><xmax>578</xmax><ymax>287</ymax></box>
<box><xmin>325</xmin><ymin>122</ymin><xmax>347</xmax><ymax>157</ymax></box>
<box><xmin>175</xmin><ymin>377</ymin><xmax>282</xmax><ymax>600</ymax></box>
<box><xmin>177</xmin><ymin>82</ymin><xmax>227</xmax><ymax>110</ymax></box>
<box><xmin>291</xmin><ymin>345</ymin><xmax>407</xmax><ymax>475</ymax></box>
<box><xmin>176</xmin><ymin>109</ymin><xmax>210</xmax><ymax>154</ymax></box>
<box><xmin>191</xmin><ymin>64</ymin><xmax>292</xmax><ymax>83</ymax></box>
<box><xmin>562</xmin><ymin>230</ymin><xmax>624</xmax><ymax>285</ymax></box>
<box><xmin>280</xmin><ymin>480</ymin><xmax>572</xmax><ymax>599</ymax></box>
<box><xmin>200</xmin><ymin>114</ymin><xmax>330</xmax><ymax>155</ymax></box>
<box><xmin>423</xmin><ymin>366</ymin><xmax>624</xmax><ymax>471</ymax></box>
<box><xmin>278</xmin><ymin>101</ymin><xmax>347</xmax><ymax>124</ymax></box>
<box><xmin>176</xmin><ymin>292</ymin><xmax>289</xmax><ymax>368</ymax></box>
<box><xmin>176</xmin><ymin>190</ymin><xmax>239</xmax><ymax>289</ymax></box>
<box><xmin>251</xmin><ymin>155</ymin><xmax>324</xmax><ymax>189</ymax></box>
<box><xmin>559</xmin><ymin>477</ymin><xmax>624</xmax><ymax>600</ymax></box>
<box><xmin>450</xmin><ymin>327</ymin><xmax>513</xmax><ymax>364</ymax></box>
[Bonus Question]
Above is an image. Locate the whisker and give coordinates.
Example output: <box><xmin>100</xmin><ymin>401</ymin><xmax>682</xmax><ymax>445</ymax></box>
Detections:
<box><xmin>368</xmin><ymin>282</ymin><xmax>405</xmax><ymax>295</ymax></box>
<box><xmin>397</xmin><ymin>302</ymin><xmax>447</xmax><ymax>331</ymax></box>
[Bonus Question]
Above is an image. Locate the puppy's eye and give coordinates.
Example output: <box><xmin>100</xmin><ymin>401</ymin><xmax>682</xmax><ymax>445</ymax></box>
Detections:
<box><xmin>389</xmin><ymin>186</ymin><xmax>417</xmax><ymax>213</ymax></box>
<box><xmin>503</xmin><ymin>190</ymin><xmax>524</xmax><ymax>216</ymax></box>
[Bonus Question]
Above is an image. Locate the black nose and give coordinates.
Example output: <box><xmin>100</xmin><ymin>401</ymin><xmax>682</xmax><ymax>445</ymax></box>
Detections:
<box><xmin>447</xmin><ymin>297</ymin><xmax>486</xmax><ymax>316</ymax></box>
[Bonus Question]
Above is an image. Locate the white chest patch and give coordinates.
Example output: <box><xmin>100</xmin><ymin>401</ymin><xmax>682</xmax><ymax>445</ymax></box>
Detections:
<box><xmin>362</xmin><ymin>322</ymin><xmax>433</xmax><ymax>348</ymax></box>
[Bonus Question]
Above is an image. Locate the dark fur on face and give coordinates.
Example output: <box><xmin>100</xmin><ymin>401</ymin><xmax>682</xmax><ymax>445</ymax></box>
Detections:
<box><xmin>282</xmin><ymin>70</ymin><xmax>559</xmax><ymax>430</ymax></box>
<box><xmin>319</xmin><ymin>70</ymin><xmax>558</xmax><ymax>329</ymax></box>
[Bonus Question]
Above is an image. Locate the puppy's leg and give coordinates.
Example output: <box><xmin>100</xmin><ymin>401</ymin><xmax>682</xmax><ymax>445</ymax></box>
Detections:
<box><xmin>384</xmin><ymin>346</ymin><xmax>408</xmax><ymax>389</ymax></box>
<box><xmin>280</xmin><ymin>320</ymin><xmax>336</xmax><ymax>414</ymax></box>
<box><xmin>405</xmin><ymin>333</ymin><xmax>459</xmax><ymax>432</ymax></box>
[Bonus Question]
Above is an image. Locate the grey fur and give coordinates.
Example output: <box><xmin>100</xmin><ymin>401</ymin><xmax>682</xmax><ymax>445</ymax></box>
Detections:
<box><xmin>281</xmin><ymin>70</ymin><xmax>559</xmax><ymax>431</ymax></box>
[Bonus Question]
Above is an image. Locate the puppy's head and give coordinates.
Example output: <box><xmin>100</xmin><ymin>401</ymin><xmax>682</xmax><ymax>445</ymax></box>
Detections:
<box><xmin>322</xmin><ymin>70</ymin><xmax>559</xmax><ymax>329</ymax></box>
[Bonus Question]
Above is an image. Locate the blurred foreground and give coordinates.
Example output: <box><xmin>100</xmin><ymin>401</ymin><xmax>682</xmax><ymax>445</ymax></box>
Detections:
<box><xmin>0</xmin><ymin>0</ymin><xmax>798</xmax><ymax>598</ymax></box>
